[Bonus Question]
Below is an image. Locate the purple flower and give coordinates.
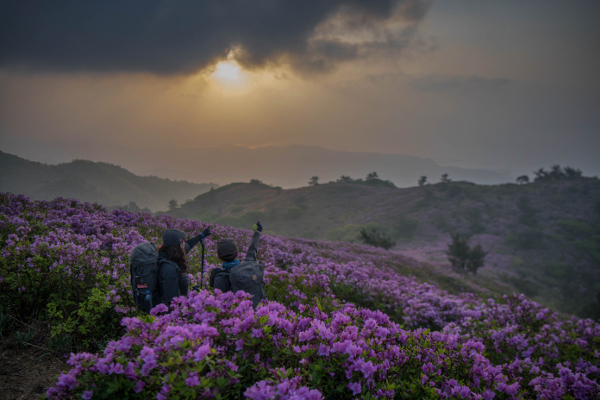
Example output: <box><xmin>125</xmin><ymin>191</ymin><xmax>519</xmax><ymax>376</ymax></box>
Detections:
<box><xmin>347</xmin><ymin>382</ymin><xmax>361</xmax><ymax>395</ymax></box>
<box><xmin>317</xmin><ymin>344</ymin><xmax>330</xmax><ymax>357</ymax></box>
<box><xmin>150</xmin><ymin>303</ymin><xmax>168</xmax><ymax>316</ymax></box>
<box><xmin>193</xmin><ymin>345</ymin><xmax>211</xmax><ymax>361</ymax></box>
<box><xmin>185</xmin><ymin>373</ymin><xmax>200</xmax><ymax>387</ymax></box>
<box><xmin>82</xmin><ymin>390</ymin><xmax>93</xmax><ymax>400</ymax></box>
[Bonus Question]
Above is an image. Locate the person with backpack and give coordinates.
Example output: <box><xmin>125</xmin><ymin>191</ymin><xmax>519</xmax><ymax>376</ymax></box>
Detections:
<box><xmin>130</xmin><ymin>226</ymin><xmax>211</xmax><ymax>312</ymax></box>
<box><xmin>210</xmin><ymin>221</ymin><xmax>266</xmax><ymax>308</ymax></box>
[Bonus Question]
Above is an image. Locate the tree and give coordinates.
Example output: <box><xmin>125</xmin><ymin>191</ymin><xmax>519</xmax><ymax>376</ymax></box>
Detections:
<box><xmin>168</xmin><ymin>199</ymin><xmax>178</xmax><ymax>211</ymax></box>
<box><xmin>337</xmin><ymin>175</ymin><xmax>354</xmax><ymax>183</ymax></box>
<box><xmin>533</xmin><ymin>165</ymin><xmax>584</xmax><ymax>182</ymax></box>
<box><xmin>516</xmin><ymin>175</ymin><xmax>530</xmax><ymax>184</ymax></box>
<box><xmin>467</xmin><ymin>244</ymin><xmax>487</xmax><ymax>275</ymax></box>
<box><xmin>440</xmin><ymin>173</ymin><xmax>451</xmax><ymax>183</ymax></box>
<box><xmin>308</xmin><ymin>176</ymin><xmax>319</xmax><ymax>186</ymax></box>
<box><xmin>249</xmin><ymin>179</ymin><xmax>263</xmax><ymax>185</ymax></box>
<box><xmin>418</xmin><ymin>176</ymin><xmax>427</xmax><ymax>186</ymax></box>
<box><xmin>446</xmin><ymin>232</ymin><xmax>488</xmax><ymax>275</ymax></box>
<box><xmin>366</xmin><ymin>172</ymin><xmax>379</xmax><ymax>181</ymax></box>
<box><xmin>534</xmin><ymin>167</ymin><xmax>548</xmax><ymax>182</ymax></box>
<box><xmin>564</xmin><ymin>166</ymin><xmax>583</xmax><ymax>180</ymax></box>
<box><xmin>122</xmin><ymin>201</ymin><xmax>141</xmax><ymax>212</ymax></box>
<box><xmin>358</xmin><ymin>228</ymin><xmax>395</xmax><ymax>250</ymax></box>
<box><xmin>446</xmin><ymin>233</ymin><xmax>470</xmax><ymax>270</ymax></box>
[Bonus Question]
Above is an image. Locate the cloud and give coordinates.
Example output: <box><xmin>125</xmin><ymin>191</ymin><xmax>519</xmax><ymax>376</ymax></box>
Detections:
<box><xmin>0</xmin><ymin>0</ymin><xmax>434</xmax><ymax>75</ymax></box>
<box><xmin>409</xmin><ymin>74</ymin><xmax>511</xmax><ymax>93</ymax></box>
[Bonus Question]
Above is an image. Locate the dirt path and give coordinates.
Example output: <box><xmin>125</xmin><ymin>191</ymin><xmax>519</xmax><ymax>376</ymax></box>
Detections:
<box><xmin>0</xmin><ymin>345</ymin><xmax>68</xmax><ymax>400</ymax></box>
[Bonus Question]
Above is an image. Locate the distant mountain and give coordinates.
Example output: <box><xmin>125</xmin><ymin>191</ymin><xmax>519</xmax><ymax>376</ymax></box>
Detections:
<box><xmin>0</xmin><ymin>151</ymin><xmax>218</xmax><ymax>211</ymax></box>
<box><xmin>133</xmin><ymin>145</ymin><xmax>513</xmax><ymax>188</ymax></box>
<box><xmin>169</xmin><ymin>177</ymin><xmax>600</xmax><ymax>319</ymax></box>
<box><xmin>6</xmin><ymin>140</ymin><xmax>513</xmax><ymax>188</ymax></box>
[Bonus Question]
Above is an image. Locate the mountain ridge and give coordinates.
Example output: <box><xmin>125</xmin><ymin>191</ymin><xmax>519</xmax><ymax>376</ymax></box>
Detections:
<box><xmin>0</xmin><ymin>151</ymin><xmax>218</xmax><ymax>211</ymax></box>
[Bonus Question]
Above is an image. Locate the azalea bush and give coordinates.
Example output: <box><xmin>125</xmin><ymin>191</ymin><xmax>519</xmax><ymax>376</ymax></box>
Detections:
<box><xmin>1</xmin><ymin>192</ymin><xmax>599</xmax><ymax>398</ymax></box>
<box><xmin>48</xmin><ymin>291</ymin><xmax>521</xmax><ymax>400</ymax></box>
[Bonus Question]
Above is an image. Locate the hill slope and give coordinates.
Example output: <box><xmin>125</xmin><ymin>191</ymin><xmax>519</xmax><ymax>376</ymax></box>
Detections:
<box><xmin>1</xmin><ymin>194</ymin><xmax>598</xmax><ymax>399</ymax></box>
<box><xmin>171</xmin><ymin>178</ymin><xmax>600</xmax><ymax>318</ymax></box>
<box><xmin>0</xmin><ymin>151</ymin><xmax>218</xmax><ymax>211</ymax></box>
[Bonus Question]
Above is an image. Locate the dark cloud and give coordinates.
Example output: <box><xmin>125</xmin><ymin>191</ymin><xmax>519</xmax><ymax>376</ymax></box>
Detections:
<box><xmin>409</xmin><ymin>74</ymin><xmax>510</xmax><ymax>93</ymax></box>
<box><xmin>0</xmin><ymin>0</ymin><xmax>433</xmax><ymax>75</ymax></box>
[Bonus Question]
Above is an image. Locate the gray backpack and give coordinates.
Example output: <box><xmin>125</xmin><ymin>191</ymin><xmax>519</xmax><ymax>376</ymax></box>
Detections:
<box><xmin>229</xmin><ymin>261</ymin><xmax>266</xmax><ymax>308</ymax></box>
<box><xmin>129</xmin><ymin>243</ymin><xmax>159</xmax><ymax>313</ymax></box>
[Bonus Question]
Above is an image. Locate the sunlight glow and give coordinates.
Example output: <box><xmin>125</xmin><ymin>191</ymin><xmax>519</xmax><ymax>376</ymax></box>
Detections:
<box><xmin>211</xmin><ymin>61</ymin><xmax>247</xmax><ymax>89</ymax></box>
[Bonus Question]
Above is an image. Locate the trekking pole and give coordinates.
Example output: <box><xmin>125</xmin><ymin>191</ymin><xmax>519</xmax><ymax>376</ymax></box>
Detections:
<box><xmin>200</xmin><ymin>239</ymin><xmax>205</xmax><ymax>290</ymax></box>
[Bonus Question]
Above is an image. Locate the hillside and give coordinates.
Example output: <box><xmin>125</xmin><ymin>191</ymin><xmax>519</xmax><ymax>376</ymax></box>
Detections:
<box><xmin>1</xmin><ymin>194</ymin><xmax>598</xmax><ymax>399</ymax></box>
<box><xmin>0</xmin><ymin>151</ymin><xmax>218</xmax><ymax>211</ymax></box>
<box><xmin>170</xmin><ymin>177</ymin><xmax>600</xmax><ymax>318</ymax></box>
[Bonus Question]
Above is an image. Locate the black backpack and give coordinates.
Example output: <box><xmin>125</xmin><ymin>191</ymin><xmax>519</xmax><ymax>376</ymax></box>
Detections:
<box><xmin>230</xmin><ymin>261</ymin><xmax>266</xmax><ymax>308</ymax></box>
<box><xmin>209</xmin><ymin>267</ymin><xmax>228</xmax><ymax>288</ymax></box>
<box><xmin>209</xmin><ymin>263</ymin><xmax>266</xmax><ymax>308</ymax></box>
<box><xmin>129</xmin><ymin>243</ymin><xmax>159</xmax><ymax>313</ymax></box>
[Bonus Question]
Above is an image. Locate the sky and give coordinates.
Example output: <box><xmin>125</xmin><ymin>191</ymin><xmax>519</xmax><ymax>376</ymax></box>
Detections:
<box><xmin>1</xmin><ymin>0</ymin><xmax>599</xmax><ymax>182</ymax></box>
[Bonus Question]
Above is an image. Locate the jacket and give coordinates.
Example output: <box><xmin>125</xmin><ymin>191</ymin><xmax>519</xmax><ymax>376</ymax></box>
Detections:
<box><xmin>154</xmin><ymin>232</ymin><xmax>204</xmax><ymax>307</ymax></box>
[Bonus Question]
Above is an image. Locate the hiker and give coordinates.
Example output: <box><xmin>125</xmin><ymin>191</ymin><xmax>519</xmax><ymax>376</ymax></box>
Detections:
<box><xmin>211</xmin><ymin>221</ymin><xmax>266</xmax><ymax>307</ymax></box>
<box><xmin>155</xmin><ymin>227</ymin><xmax>211</xmax><ymax>307</ymax></box>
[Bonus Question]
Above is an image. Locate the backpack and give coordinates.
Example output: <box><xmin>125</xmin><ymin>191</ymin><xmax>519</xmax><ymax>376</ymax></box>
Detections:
<box><xmin>129</xmin><ymin>242</ymin><xmax>159</xmax><ymax>313</ymax></box>
<box><xmin>209</xmin><ymin>267</ymin><xmax>229</xmax><ymax>288</ymax></box>
<box><xmin>229</xmin><ymin>261</ymin><xmax>266</xmax><ymax>308</ymax></box>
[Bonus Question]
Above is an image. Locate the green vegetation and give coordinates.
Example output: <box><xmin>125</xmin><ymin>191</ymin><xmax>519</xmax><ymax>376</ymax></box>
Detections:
<box><xmin>357</xmin><ymin>228</ymin><xmax>396</xmax><ymax>250</ymax></box>
<box><xmin>505</xmin><ymin>229</ymin><xmax>545</xmax><ymax>251</ymax></box>
<box><xmin>166</xmin><ymin>175</ymin><xmax>600</xmax><ymax>320</ymax></box>
<box><xmin>216</xmin><ymin>210</ymin><xmax>266</xmax><ymax>229</ymax></box>
<box><xmin>283</xmin><ymin>206</ymin><xmax>303</xmax><ymax>220</ymax></box>
<box><xmin>390</xmin><ymin>215</ymin><xmax>419</xmax><ymax>239</ymax></box>
<box><xmin>516</xmin><ymin>196</ymin><xmax>538</xmax><ymax>227</ymax></box>
<box><xmin>446</xmin><ymin>233</ymin><xmax>488</xmax><ymax>275</ymax></box>
<box><xmin>533</xmin><ymin>165</ymin><xmax>583</xmax><ymax>182</ymax></box>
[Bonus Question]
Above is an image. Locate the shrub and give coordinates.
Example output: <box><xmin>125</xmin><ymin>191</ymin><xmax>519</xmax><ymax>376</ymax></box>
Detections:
<box><xmin>47</xmin><ymin>291</ymin><xmax>522</xmax><ymax>400</ymax></box>
<box><xmin>357</xmin><ymin>228</ymin><xmax>395</xmax><ymax>250</ymax></box>
<box><xmin>446</xmin><ymin>233</ymin><xmax>488</xmax><ymax>275</ymax></box>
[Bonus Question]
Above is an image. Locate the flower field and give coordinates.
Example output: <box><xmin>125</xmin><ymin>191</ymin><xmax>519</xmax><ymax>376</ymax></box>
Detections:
<box><xmin>1</xmin><ymin>193</ymin><xmax>599</xmax><ymax>399</ymax></box>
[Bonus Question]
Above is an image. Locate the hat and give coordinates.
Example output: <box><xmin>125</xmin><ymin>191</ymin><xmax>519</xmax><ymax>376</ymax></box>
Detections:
<box><xmin>217</xmin><ymin>239</ymin><xmax>238</xmax><ymax>261</ymax></box>
<box><xmin>162</xmin><ymin>229</ymin><xmax>187</xmax><ymax>247</ymax></box>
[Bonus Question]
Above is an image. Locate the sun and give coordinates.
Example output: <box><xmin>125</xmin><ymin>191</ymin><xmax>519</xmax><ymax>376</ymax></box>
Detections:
<box><xmin>211</xmin><ymin>61</ymin><xmax>247</xmax><ymax>89</ymax></box>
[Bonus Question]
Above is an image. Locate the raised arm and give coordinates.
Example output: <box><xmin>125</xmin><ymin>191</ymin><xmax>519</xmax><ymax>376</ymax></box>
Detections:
<box><xmin>184</xmin><ymin>226</ymin><xmax>211</xmax><ymax>252</ymax></box>
<box><xmin>244</xmin><ymin>231</ymin><xmax>261</xmax><ymax>262</ymax></box>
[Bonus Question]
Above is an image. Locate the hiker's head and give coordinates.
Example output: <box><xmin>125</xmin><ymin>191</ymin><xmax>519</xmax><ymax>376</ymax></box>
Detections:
<box><xmin>161</xmin><ymin>229</ymin><xmax>192</xmax><ymax>252</ymax></box>
<box><xmin>217</xmin><ymin>239</ymin><xmax>238</xmax><ymax>263</ymax></box>
<box><xmin>160</xmin><ymin>229</ymin><xmax>188</xmax><ymax>272</ymax></box>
